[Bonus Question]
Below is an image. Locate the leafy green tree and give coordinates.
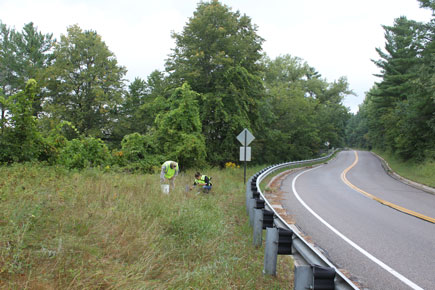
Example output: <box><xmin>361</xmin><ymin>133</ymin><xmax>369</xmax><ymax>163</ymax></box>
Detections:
<box><xmin>315</xmin><ymin>78</ymin><xmax>352</xmax><ymax>148</ymax></box>
<box><xmin>46</xmin><ymin>24</ymin><xmax>126</xmax><ymax>138</ymax></box>
<box><xmin>257</xmin><ymin>55</ymin><xmax>319</xmax><ymax>162</ymax></box>
<box><xmin>0</xmin><ymin>79</ymin><xmax>42</xmax><ymax>162</ymax></box>
<box><xmin>165</xmin><ymin>0</ymin><xmax>265</xmax><ymax>165</ymax></box>
<box><xmin>259</xmin><ymin>55</ymin><xmax>351</xmax><ymax>162</ymax></box>
<box><xmin>124</xmin><ymin>77</ymin><xmax>148</xmax><ymax>129</ymax></box>
<box><xmin>166</xmin><ymin>0</ymin><xmax>263</xmax><ymax>92</ymax></box>
<box><xmin>0</xmin><ymin>22</ymin><xmax>54</xmax><ymax>129</ymax></box>
<box><xmin>139</xmin><ymin>70</ymin><xmax>172</xmax><ymax>129</ymax></box>
<box><xmin>110</xmin><ymin>77</ymin><xmax>149</xmax><ymax>145</ymax></box>
<box><xmin>110</xmin><ymin>70</ymin><xmax>173</xmax><ymax>147</ymax></box>
<box><xmin>153</xmin><ymin>83</ymin><xmax>206</xmax><ymax>168</ymax></box>
<box><xmin>345</xmin><ymin>107</ymin><xmax>370</xmax><ymax>149</ymax></box>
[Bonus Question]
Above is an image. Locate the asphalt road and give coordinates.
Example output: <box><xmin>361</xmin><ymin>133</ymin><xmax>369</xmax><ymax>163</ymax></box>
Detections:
<box><xmin>279</xmin><ymin>150</ymin><xmax>435</xmax><ymax>290</ymax></box>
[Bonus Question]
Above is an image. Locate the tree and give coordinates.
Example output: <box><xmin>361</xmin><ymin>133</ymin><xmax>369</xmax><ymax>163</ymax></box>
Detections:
<box><xmin>257</xmin><ymin>55</ymin><xmax>320</xmax><ymax>162</ymax></box>
<box><xmin>349</xmin><ymin>3</ymin><xmax>435</xmax><ymax>161</ymax></box>
<box><xmin>0</xmin><ymin>22</ymin><xmax>20</xmax><ymax>134</ymax></box>
<box><xmin>369</xmin><ymin>15</ymin><xmax>433</xmax><ymax>158</ymax></box>
<box><xmin>165</xmin><ymin>0</ymin><xmax>265</xmax><ymax>165</ymax></box>
<box><xmin>46</xmin><ymin>24</ymin><xmax>126</xmax><ymax>138</ymax></box>
<box><xmin>418</xmin><ymin>0</ymin><xmax>435</xmax><ymax>11</ymax></box>
<box><xmin>140</xmin><ymin>70</ymin><xmax>172</xmax><ymax>129</ymax></box>
<box><xmin>153</xmin><ymin>83</ymin><xmax>206</xmax><ymax>168</ymax></box>
<box><xmin>14</xmin><ymin>22</ymin><xmax>55</xmax><ymax>117</ymax></box>
<box><xmin>345</xmin><ymin>106</ymin><xmax>369</xmax><ymax>149</ymax></box>
<box><xmin>0</xmin><ymin>21</ymin><xmax>54</xmax><ymax>130</ymax></box>
<box><xmin>395</xmin><ymin>12</ymin><xmax>435</xmax><ymax>160</ymax></box>
<box><xmin>259</xmin><ymin>55</ymin><xmax>351</xmax><ymax>162</ymax></box>
<box><xmin>0</xmin><ymin>79</ymin><xmax>42</xmax><ymax>162</ymax></box>
<box><xmin>110</xmin><ymin>77</ymin><xmax>148</xmax><ymax>144</ymax></box>
<box><xmin>314</xmin><ymin>78</ymin><xmax>352</xmax><ymax>148</ymax></box>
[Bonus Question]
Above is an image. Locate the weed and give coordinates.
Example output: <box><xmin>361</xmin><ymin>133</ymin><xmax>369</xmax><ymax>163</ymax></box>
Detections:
<box><xmin>0</xmin><ymin>164</ymin><xmax>293</xmax><ymax>289</ymax></box>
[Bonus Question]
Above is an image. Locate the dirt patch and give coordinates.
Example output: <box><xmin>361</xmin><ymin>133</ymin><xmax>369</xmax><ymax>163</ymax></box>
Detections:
<box><xmin>263</xmin><ymin>168</ymin><xmax>301</xmax><ymax>225</ymax></box>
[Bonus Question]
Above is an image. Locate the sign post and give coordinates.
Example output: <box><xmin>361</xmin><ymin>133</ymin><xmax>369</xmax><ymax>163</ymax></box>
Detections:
<box><xmin>237</xmin><ymin>128</ymin><xmax>255</xmax><ymax>184</ymax></box>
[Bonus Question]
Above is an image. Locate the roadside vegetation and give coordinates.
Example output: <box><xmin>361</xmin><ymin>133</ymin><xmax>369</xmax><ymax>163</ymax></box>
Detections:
<box><xmin>1</xmin><ymin>1</ymin><xmax>351</xmax><ymax>172</ymax></box>
<box><xmin>373</xmin><ymin>150</ymin><xmax>435</xmax><ymax>188</ymax></box>
<box><xmin>345</xmin><ymin>1</ymin><xmax>434</xmax><ymax>179</ymax></box>
<box><xmin>1</xmin><ymin>0</ymin><xmax>433</xmax><ymax>287</ymax></box>
<box><xmin>0</xmin><ymin>163</ymin><xmax>293</xmax><ymax>289</ymax></box>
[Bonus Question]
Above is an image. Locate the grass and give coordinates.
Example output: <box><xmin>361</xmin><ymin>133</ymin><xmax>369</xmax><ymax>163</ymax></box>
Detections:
<box><xmin>372</xmin><ymin>150</ymin><xmax>435</xmax><ymax>188</ymax></box>
<box><xmin>0</xmin><ymin>163</ymin><xmax>293</xmax><ymax>289</ymax></box>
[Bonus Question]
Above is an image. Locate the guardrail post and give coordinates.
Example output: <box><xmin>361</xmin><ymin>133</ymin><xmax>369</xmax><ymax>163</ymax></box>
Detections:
<box><xmin>253</xmin><ymin>208</ymin><xmax>263</xmax><ymax>247</ymax></box>
<box><xmin>246</xmin><ymin>184</ymin><xmax>252</xmax><ymax>214</ymax></box>
<box><xmin>248</xmin><ymin>198</ymin><xmax>256</xmax><ymax>226</ymax></box>
<box><xmin>293</xmin><ymin>253</ymin><xmax>337</xmax><ymax>290</ymax></box>
<box><xmin>293</xmin><ymin>252</ymin><xmax>313</xmax><ymax>290</ymax></box>
<box><xmin>246</xmin><ymin>176</ymin><xmax>254</xmax><ymax>214</ymax></box>
<box><xmin>263</xmin><ymin>227</ymin><xmax>278</xmax><ymax>275</ymax></box>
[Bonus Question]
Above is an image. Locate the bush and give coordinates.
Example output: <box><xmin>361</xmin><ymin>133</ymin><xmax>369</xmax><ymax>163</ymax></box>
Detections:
<box><xmin>58</xmin><ymin>137</ymin><xmax>110</xmax><ymax>169</ymax></box>
<box><xmin>38</xmin><ymin>121</ymin><xmax>78</xmax><ymax>164</ymax></box>
<box><xmin>0</xmin><ymin>79</ymin><xmax>44</xmax><ymax>163</ymax></box>
<box><xmin>115</xmin><ymin>133</ymin><xmax>163</xmax><ymax>173</ymax></box>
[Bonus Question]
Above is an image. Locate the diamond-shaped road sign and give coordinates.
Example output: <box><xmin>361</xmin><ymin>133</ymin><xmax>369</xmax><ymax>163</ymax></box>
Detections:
<box><xmin>237</xmin><ymin>129</ymin><xmax>255</xmax><ymax>146</ymax></box>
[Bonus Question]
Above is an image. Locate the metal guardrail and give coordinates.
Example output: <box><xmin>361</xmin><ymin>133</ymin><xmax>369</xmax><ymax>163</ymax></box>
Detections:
<box><xmin>246</xmin><ymin>150</ymin><xmax>360</xmax><ymax>290</ymax></box>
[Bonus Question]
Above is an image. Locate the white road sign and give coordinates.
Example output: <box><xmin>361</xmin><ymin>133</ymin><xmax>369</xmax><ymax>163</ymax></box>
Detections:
<box><xmin>237</xmin><ymin>128</ymin><xmax>255</xmax><ymax>146</ymax></box>
<box><xmin>240</xmin><ymin>146</ymin><xmax>251</xmax><ymax>161</ymax></box>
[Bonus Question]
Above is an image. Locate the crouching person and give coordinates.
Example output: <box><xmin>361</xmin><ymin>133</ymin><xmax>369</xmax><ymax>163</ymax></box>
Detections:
<box><xmin>191</xmin><ymin>172</ymin><xmax>212</xmax><ymax>193</ymax></box>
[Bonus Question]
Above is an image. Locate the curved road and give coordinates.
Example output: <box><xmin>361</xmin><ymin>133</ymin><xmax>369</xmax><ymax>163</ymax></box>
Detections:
<box><xmin>280</xmin><ymin>150</ymin><xmax>435</xmax><ymax>290</ymax></box>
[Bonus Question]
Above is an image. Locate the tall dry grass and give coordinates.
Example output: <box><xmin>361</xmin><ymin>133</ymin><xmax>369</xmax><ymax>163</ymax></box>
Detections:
<box><xmin>0</xmin><ymin>163</ymin><xmax>293</xmax><ymax>289</ymax></box>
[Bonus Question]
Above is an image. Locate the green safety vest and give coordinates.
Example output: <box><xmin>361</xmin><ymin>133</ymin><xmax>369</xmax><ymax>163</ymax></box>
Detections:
<box><xmin>194</xmin><ymin>175</ymin><xmax>211</xmax><ymax>186</ymax></box>
<box><xmin>163</xmin><ymin>161</ymin><xmax>178</xmax><ymax>179</ymax></box>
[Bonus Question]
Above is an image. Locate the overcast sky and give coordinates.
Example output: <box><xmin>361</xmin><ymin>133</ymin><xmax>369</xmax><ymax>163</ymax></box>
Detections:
<box><xmin>0</xmin><ymin>0</ymin><xmax>433</xmax><ymax>113</ymax></box>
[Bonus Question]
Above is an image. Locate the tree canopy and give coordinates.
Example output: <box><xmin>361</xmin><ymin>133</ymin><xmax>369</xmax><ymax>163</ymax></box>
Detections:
<box><xmin>45</xmin><ymin>25</ymin><xmax>126</xmax><ymax>138</ymax></box>
<box><xmin>0</xmin><ymin>1</ymin><xmax>361</xmax><ymax>170</ymax></box>
<box><xmin>347</xmin><ymin>1</ymin><xmax>434</xmax><ymax>161</ymax></box>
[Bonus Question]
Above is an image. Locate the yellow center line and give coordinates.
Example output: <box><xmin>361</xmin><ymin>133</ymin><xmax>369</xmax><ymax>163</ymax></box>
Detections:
<box><xmin>341</xmin><ymin>151</ymin><xmax>435</xmax><ymax>224</ymax></box>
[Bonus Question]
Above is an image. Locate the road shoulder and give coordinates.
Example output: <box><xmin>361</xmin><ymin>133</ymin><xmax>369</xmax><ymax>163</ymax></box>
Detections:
<box><xmin>370</xmin><ymin>151</ymin><xmax>435</xmax><ymax>195</ymax></box>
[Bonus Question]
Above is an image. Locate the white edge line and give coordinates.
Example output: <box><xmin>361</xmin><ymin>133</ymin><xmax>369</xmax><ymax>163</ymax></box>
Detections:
<box><xmin>292</xmin><ymin>166</ymin><xmax>423</xmax><ymax>290</ymax></box>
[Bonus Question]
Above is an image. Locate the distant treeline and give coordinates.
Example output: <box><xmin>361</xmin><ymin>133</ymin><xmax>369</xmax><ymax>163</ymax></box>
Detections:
<box><xmin>3</xmin><ymin>0</ymin><xmax>430</xmax><ymax>171</ymax></box>
<box><xmin>346</xmin><ymin>1</ymin><xmax>435</xmax><ymax>161</ymax></box>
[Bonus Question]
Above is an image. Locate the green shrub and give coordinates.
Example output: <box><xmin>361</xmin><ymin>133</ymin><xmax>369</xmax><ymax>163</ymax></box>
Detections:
<box><xmin>38</xmin><ymin>121</ymin><xmax>78</xmax><ymax>164</ymax></box>
<box><xmin>115</xmin><ymin>132</ymin><xmax>163</xmax><ymax>173</ymax></box>
<box><xmin>0</xmin><ymin>80</ymin><xmax>43</xmax><ymax>163</ymax></box>
<box><xmin>58</xmin><ymin>137</ymin><xmax>110</xmax><ymax>169</ymax></box>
